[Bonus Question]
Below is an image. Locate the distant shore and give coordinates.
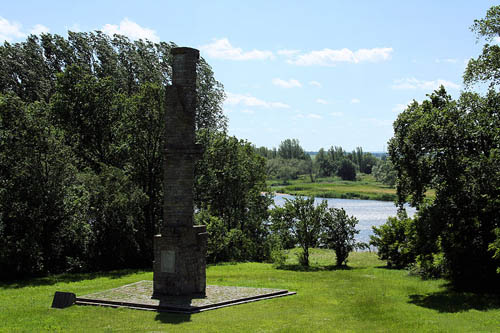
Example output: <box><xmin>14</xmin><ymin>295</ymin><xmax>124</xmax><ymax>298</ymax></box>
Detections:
<box><xmin>266</xmin><ymin>174</ymin><xmax>434</xmax><ymax>202</ymax></box>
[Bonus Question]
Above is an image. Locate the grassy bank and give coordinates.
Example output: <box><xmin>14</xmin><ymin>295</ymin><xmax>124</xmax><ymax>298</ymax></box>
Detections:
<box><xmin>269</xmin><ymin>174</ymin><xmax>435</xmax><ymax>201</ymax></box>
<box><xmin>269</xmin><ymin>174</ymin><xmax>398</xmax><ymax>201</ymax></box>
<box><xmin>1</xmin><ymin>250</ymin><xmax>498</xmax><ymax>332</ymax></box>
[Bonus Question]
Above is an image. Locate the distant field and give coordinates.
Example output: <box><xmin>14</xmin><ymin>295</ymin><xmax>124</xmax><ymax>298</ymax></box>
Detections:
<box><xmin>269</xmin><ymin>174</ymin><xmax>434</xmax><ymax>201</ymax></box>
<box><xmin>1</xmin><ymin>250</ymin><xmax>498</xmax><ymax>332</ymax></box>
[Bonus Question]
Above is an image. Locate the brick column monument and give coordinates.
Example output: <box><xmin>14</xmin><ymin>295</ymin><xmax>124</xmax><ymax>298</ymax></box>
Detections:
<box><xmin>153</xmin><ymin>47</ymin><xmax>207</xmax><ymax>297</ymax></box>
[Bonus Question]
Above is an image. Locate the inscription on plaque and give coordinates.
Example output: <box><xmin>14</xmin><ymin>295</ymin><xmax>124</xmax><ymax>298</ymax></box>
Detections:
<box><xmin>161</xmin><ymin>250</ymin><xmax>175</xmax><ymax>273</ymax></box>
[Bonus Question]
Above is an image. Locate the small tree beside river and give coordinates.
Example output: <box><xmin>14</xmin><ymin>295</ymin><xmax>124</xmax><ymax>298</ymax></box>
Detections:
<box><xmin>270</xmin><ymin>196</ymin><xmax>359</xmax><ymax>267</ymax></box>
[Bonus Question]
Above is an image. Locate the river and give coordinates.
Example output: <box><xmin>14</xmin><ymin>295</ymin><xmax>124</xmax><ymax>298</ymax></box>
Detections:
<box><xmin>272</xmin><ymin>194</ymin><xmax>416</xmax><ymax>244</ymax></box>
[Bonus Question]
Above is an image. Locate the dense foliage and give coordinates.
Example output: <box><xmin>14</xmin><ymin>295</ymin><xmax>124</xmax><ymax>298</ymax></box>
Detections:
<box><xmin>259</xmin><ymin>140</ymin><xmax>382</xmax><ymax>184</ymax></box>
<box><xmin>321</xmin><ymin>207</ymin><xmax>359</xmax><ymax>266</ymax></box>
<box><xmin>373</xmin><ymin>6</ymin><xmax>500</xmax><ymax>291</ymax></box>
<box><xmin>270</xmin><ymin>197</ymin><xmax>325</xmax><ymax>266</ymax></box>
<box><xmin>370</xmin><ymin>212</ymin><xmax>416</xmax><ymax>269</ymax></box>
<box><xmin>372</xmin><ymin>157</ymin><xmax>396</xmax><ymax>187</ymax></box>
<box><xmin>387</xmin><ymin>87</ymin><xmax>500</xmax><ymax>289</ymax></box>
<box><xmin>194</xmin><ymin>131</ymin><xmax>273</xmax><ymax>262</ymax></box>
<box><xmin>270</xmin><ymin>196</ymin><xmax>359</xmax><ymax>267</ymax></box>
<box><xmin>0</xmin><ymin>31</ymin><xmax>277</xmax><ymax>279</ymax></box>
<box><xmin>260</xmin><ymin>139</ymin><xmax>314</xmax><ymax>184</ymax></box>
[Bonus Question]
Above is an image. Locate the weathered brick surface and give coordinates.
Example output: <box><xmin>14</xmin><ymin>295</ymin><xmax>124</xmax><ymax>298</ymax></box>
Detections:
<box><xmin>153</xmin><ymin>47</ymin><xmax>207</xmax><ymax>297</ymax></box>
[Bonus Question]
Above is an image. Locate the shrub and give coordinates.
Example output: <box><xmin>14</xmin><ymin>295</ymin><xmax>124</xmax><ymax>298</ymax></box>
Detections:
<box><xmin>321</xmin><ymin>208</ymin><xmax>359</xmax><ymax>266</ymax></box>
<box><xmin>370</xmin><ymin>211</ymin><xmax>416</xmax><ymax>268</ymax></box>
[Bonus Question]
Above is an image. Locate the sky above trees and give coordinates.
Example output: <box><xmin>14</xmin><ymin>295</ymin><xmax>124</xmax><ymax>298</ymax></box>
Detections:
<box><xmin>0</xmin><ymin>0</ymin><xmax>494</xmax><ymax>151</ymax></box>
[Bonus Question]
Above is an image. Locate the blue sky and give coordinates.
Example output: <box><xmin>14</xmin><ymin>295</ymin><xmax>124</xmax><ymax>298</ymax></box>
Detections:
<box><xmin>1</xmin><ymin>1</ymin><xmax>495</xmax><ymax>151</ymax></box>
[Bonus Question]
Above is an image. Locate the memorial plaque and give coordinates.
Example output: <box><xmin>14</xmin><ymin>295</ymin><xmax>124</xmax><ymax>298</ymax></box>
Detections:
<box><xmin>161</xmin><ymin>250</ymin><xmax>175</xmax><ymax>273</ymax></box>
<box><xmin>51</xmin><ymin>291</ymin><xmax>76</xmax><ymax>309</ymax></box>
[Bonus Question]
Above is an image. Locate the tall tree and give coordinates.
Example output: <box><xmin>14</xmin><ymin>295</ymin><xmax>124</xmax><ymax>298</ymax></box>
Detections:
<box><xmin>278</xmin><ymin>138</ymin><xmax>307</xmax><ymax>160</ymax></box>
<box><xmin>464</xmin><ymin>5</ymin><xmax>500</xmax><ymax>88</ymax></box>
<box><xmin>0</xmin><ymin>32</ymin><xmax>229</xmax><ymax>276</ymax></box>
<box><xmin>194</xmin><ymin>130</ymin><xmax>273</xmax><ymax>262</ymax></box>
<box><xmin>389</xmin><ymin>86</ymin><xmax>500</xmax><ymax>289</ymax></box>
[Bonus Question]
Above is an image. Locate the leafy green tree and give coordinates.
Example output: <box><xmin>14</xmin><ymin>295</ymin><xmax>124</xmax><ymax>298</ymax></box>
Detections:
<box><xmin>464</xmin><ymin>5</ymin><xmax>500</xmax><ymax>88</ymax></box>
<box><xmin>78</xmin><ymin>166</ymin><xmax>147</xmax><ymax>270</ymax></box>
<box><xmin>254</xmin><ymin>146</ymin><xmax>277</xmax><ymax>159</ymax></box>
<box><xmin>278</xmin><ymin>139</ymin><xmax>307</xmax><ymax>160</ymax></box>
<box><xmin>337</xmin><ymin>159</ymin><xmax>356</xmax><ymax>181</ymax></box>
<box><xmin>372</xmin><ymin>158</ymin><xmax>397</xmax><ymax>187</ymax></box>
<box><xmin>389</xmin><ymin>86</ymin><xmax>500</xmax><ymax>289</ymax></box>
<box><xmin>315</xmin><ymin>148</ymin><xmax>336</xmax><ymax>177</ymax></box>
<box><xmin>321</xmin><ymin>208</ymin><xmax>359</xmax><ymax>266</ymax></box>
<box><xmin>0</xmin><ymin>94</ymin><xmax>86</xmax><ymax>277</ymax></box>
<box><xmin>360</xmin><ymin>153</ymin><xmax>378</xmax><ymax>174</ymax></box>
<box><xmin>0</xmin><ymin>31</ymin><xmax>229</xmax><ymax>277</ymax></box>
<box><xmin>370</xmin><ymin>212</ymin><xmax>416</xmax><ymax>268</ymax></box>
<box><xmin>194</xmin><ymin>209</ymin><xmax>228</xmax><ymax>263</ymax></box>
<box><xmin>270</xmin><ymin>197</ymin><xmax>327</xmax><ymax>267</ymax></box>
<box><xmin>266</xmin><ymin>157</ymin><xmax>311</xmax><ymax>183</ymax></box>
<box><xmin>195</xmin><ymin>130</ymin><xmax>273</xmax><ymax>262</ymax></box>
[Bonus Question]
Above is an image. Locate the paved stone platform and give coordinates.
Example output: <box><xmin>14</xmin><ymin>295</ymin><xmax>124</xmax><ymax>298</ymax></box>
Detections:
<box><xmin>75</xmin><ymin>281</ymin><xmax>295</xmax><ymax>313</ymax></box>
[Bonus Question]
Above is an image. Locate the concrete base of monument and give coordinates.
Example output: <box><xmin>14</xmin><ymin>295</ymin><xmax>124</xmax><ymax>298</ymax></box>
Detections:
<box><xmin>73</xmin><ymin>281</ymin><xmax>296</xmax><ymax>314</ymax></box>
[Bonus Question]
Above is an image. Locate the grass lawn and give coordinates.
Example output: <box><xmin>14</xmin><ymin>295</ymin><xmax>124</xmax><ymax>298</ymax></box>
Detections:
<box><xmin>269</xmin><ymin>174</ymin><xmax>435</xmax><ymax>201</ymax></box>
<box><xmin>1</xmin><ymin>250</ymin><xmax>498</xmax><ymax>332</ymax></box>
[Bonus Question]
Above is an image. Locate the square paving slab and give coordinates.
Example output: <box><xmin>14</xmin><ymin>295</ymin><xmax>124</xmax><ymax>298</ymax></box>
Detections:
<box><xmin>75</xmin><ymin>281</ymin><xmax>295</xmax><ymax>313</ymax></box>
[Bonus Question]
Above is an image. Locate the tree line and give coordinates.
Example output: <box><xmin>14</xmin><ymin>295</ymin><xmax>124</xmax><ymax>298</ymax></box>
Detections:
<box><xmin>256</xmin><ymin>139</ymin><xmax>392</xmax><ymax>184</ymax></box>
<box><xmin>0</xmin><ymin>32</ymin><xmax>270</xmax><ymax>278</ymax></box>
<box><xmin>0</xmin><ymin>32</ymin><xmax>367</xmax><ymax>279</ymax></box>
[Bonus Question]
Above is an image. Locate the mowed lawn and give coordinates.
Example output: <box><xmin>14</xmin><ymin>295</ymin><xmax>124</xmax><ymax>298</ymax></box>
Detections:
<box><xmin>1</xmin><ymin>250</ymin><xmax>498</xmax><ymax>332</ymax></box>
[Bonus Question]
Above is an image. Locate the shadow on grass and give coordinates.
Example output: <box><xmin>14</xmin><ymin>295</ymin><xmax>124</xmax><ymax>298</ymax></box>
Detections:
<box><xmin>409</xmin><ymin>289</ymin><xmax>500</xmax><ymax>313</ymax></box>
<box><xmin>0</xmin><ymin>268</ymin><xmax>145</xmax><ymax>289</ymax></box>
<box><xmin>374</xmin><ymin>265</ymin><xmax>402</xmax><ymax>270</ymax></box>
<box><xmin>276</xmin><ymin>264</ymin><xmax>354</xmax><ymax>272</ymax></box>
<box><xmin>155</xmin><ymin>312</ymin><xmax>191</xmax><ymax>324</ymax></box>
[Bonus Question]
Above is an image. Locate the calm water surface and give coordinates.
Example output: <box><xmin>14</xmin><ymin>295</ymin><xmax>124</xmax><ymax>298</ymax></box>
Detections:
<box><xmin>272</xmin><ymin>194</ymin><xmax>416</xmax><ymax>244</ymax></box>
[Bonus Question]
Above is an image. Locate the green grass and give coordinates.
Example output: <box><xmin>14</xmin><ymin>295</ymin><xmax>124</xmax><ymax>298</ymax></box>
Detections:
<box><xmin>1</xmin><ymin>250</ymin><xmax>498</xmax><ymax>332</ymax></box>
<box><xmin>269</xmin><ymin>174</ymin><xmax>435</xmax><ymax>201</ymax></box>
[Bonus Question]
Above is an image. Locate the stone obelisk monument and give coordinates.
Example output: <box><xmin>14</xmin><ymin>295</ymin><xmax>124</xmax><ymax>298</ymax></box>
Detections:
<box><xmin>153</xmin><ymin>47</ymin><xmax>207</xmax><ymax>297</ymax></box>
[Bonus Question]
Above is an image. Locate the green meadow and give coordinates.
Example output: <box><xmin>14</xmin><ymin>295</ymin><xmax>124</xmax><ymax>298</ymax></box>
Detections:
<box><xmin>269</xmin><ymin>174</ymin><xmax>435</xmax><ymax>201</ymax></box>
<box><xmin>1</xmin><ymin>250</ymin><xmax>498</xmax><ymax>332</ymax></box>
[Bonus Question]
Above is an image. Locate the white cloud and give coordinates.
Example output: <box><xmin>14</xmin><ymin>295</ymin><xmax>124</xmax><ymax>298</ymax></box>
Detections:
<box><xmin>225</xmin><ymin>92</ymin><xmax>290</xmax><ymax>109</ymax></box>
<box><xmin>0</xmin><ymin>17</ymin><xmax>51</xmax><ymax>42</ymax></box>
<box><xmin>272</xmin><ymin>78</ymin><xmax>302</xmax><ymax>88</ymax></box>
<box><xmin>316</xmin><ymin>99</ymin><xmax>328</xmax><ymax>105</ymax></box>
<box><xmin>309</xmin><ymin>81</ymin><xmax>322</xmax><ymax>87</ymax></box>
<box><xmin>330</xmin><ymin>112</ymin><xmax>343</xmax><ymax>117</ymax></box>
<box><xmin>30</xmin><ymin>24</ymin><xmax>49</xmax><ymax>35</ymax></box>
<box><xmin>351</xmin><ymin>98</ymin><xmax>360</xmax><ymax>104</ymax></box>
<box><xmin>278</xmin><ymin>49</ymin><xmax>300</xmax><ymax>57</ymax></box>
<box><xmin>435</xmin><ymin>58</ymin><xmax>458</xmax><ymax>64</ymax></box>
<box><xmin>200</xmin><ymin>38</ymin><xmax>273</xmax><ymax>60</ymax></box>
<box><xmin>0</xmin><ymin>17</ymin><xmax>25</xmax><ymax>42</ymax></box>
<box><xmin>270</xmin><ymin>102</ymin><xmax>291</xmax><ymax>108</ymax></box>
<box><xmin>102</xmin><ymin>18</ymin><xmax>160</xmax><ymax>42</ymax></box>
<box><xmin>287</xmin><ymin>47</ymin><xmax>393</xmax><ymax>66</ymax></box>
<box><xmin>241</xmin><ymin>109</ymin><xmax>255</xmax><ymax>114</ymax></box>
<box><xmin>308</xmin><ymin>113</ymin><xmax>323</xmax><ymax>119</ymax></box>
<box><xmin>392</xmin><ymin>78</ymin><xmax>460</xmax><ymax>90</ymax></box>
